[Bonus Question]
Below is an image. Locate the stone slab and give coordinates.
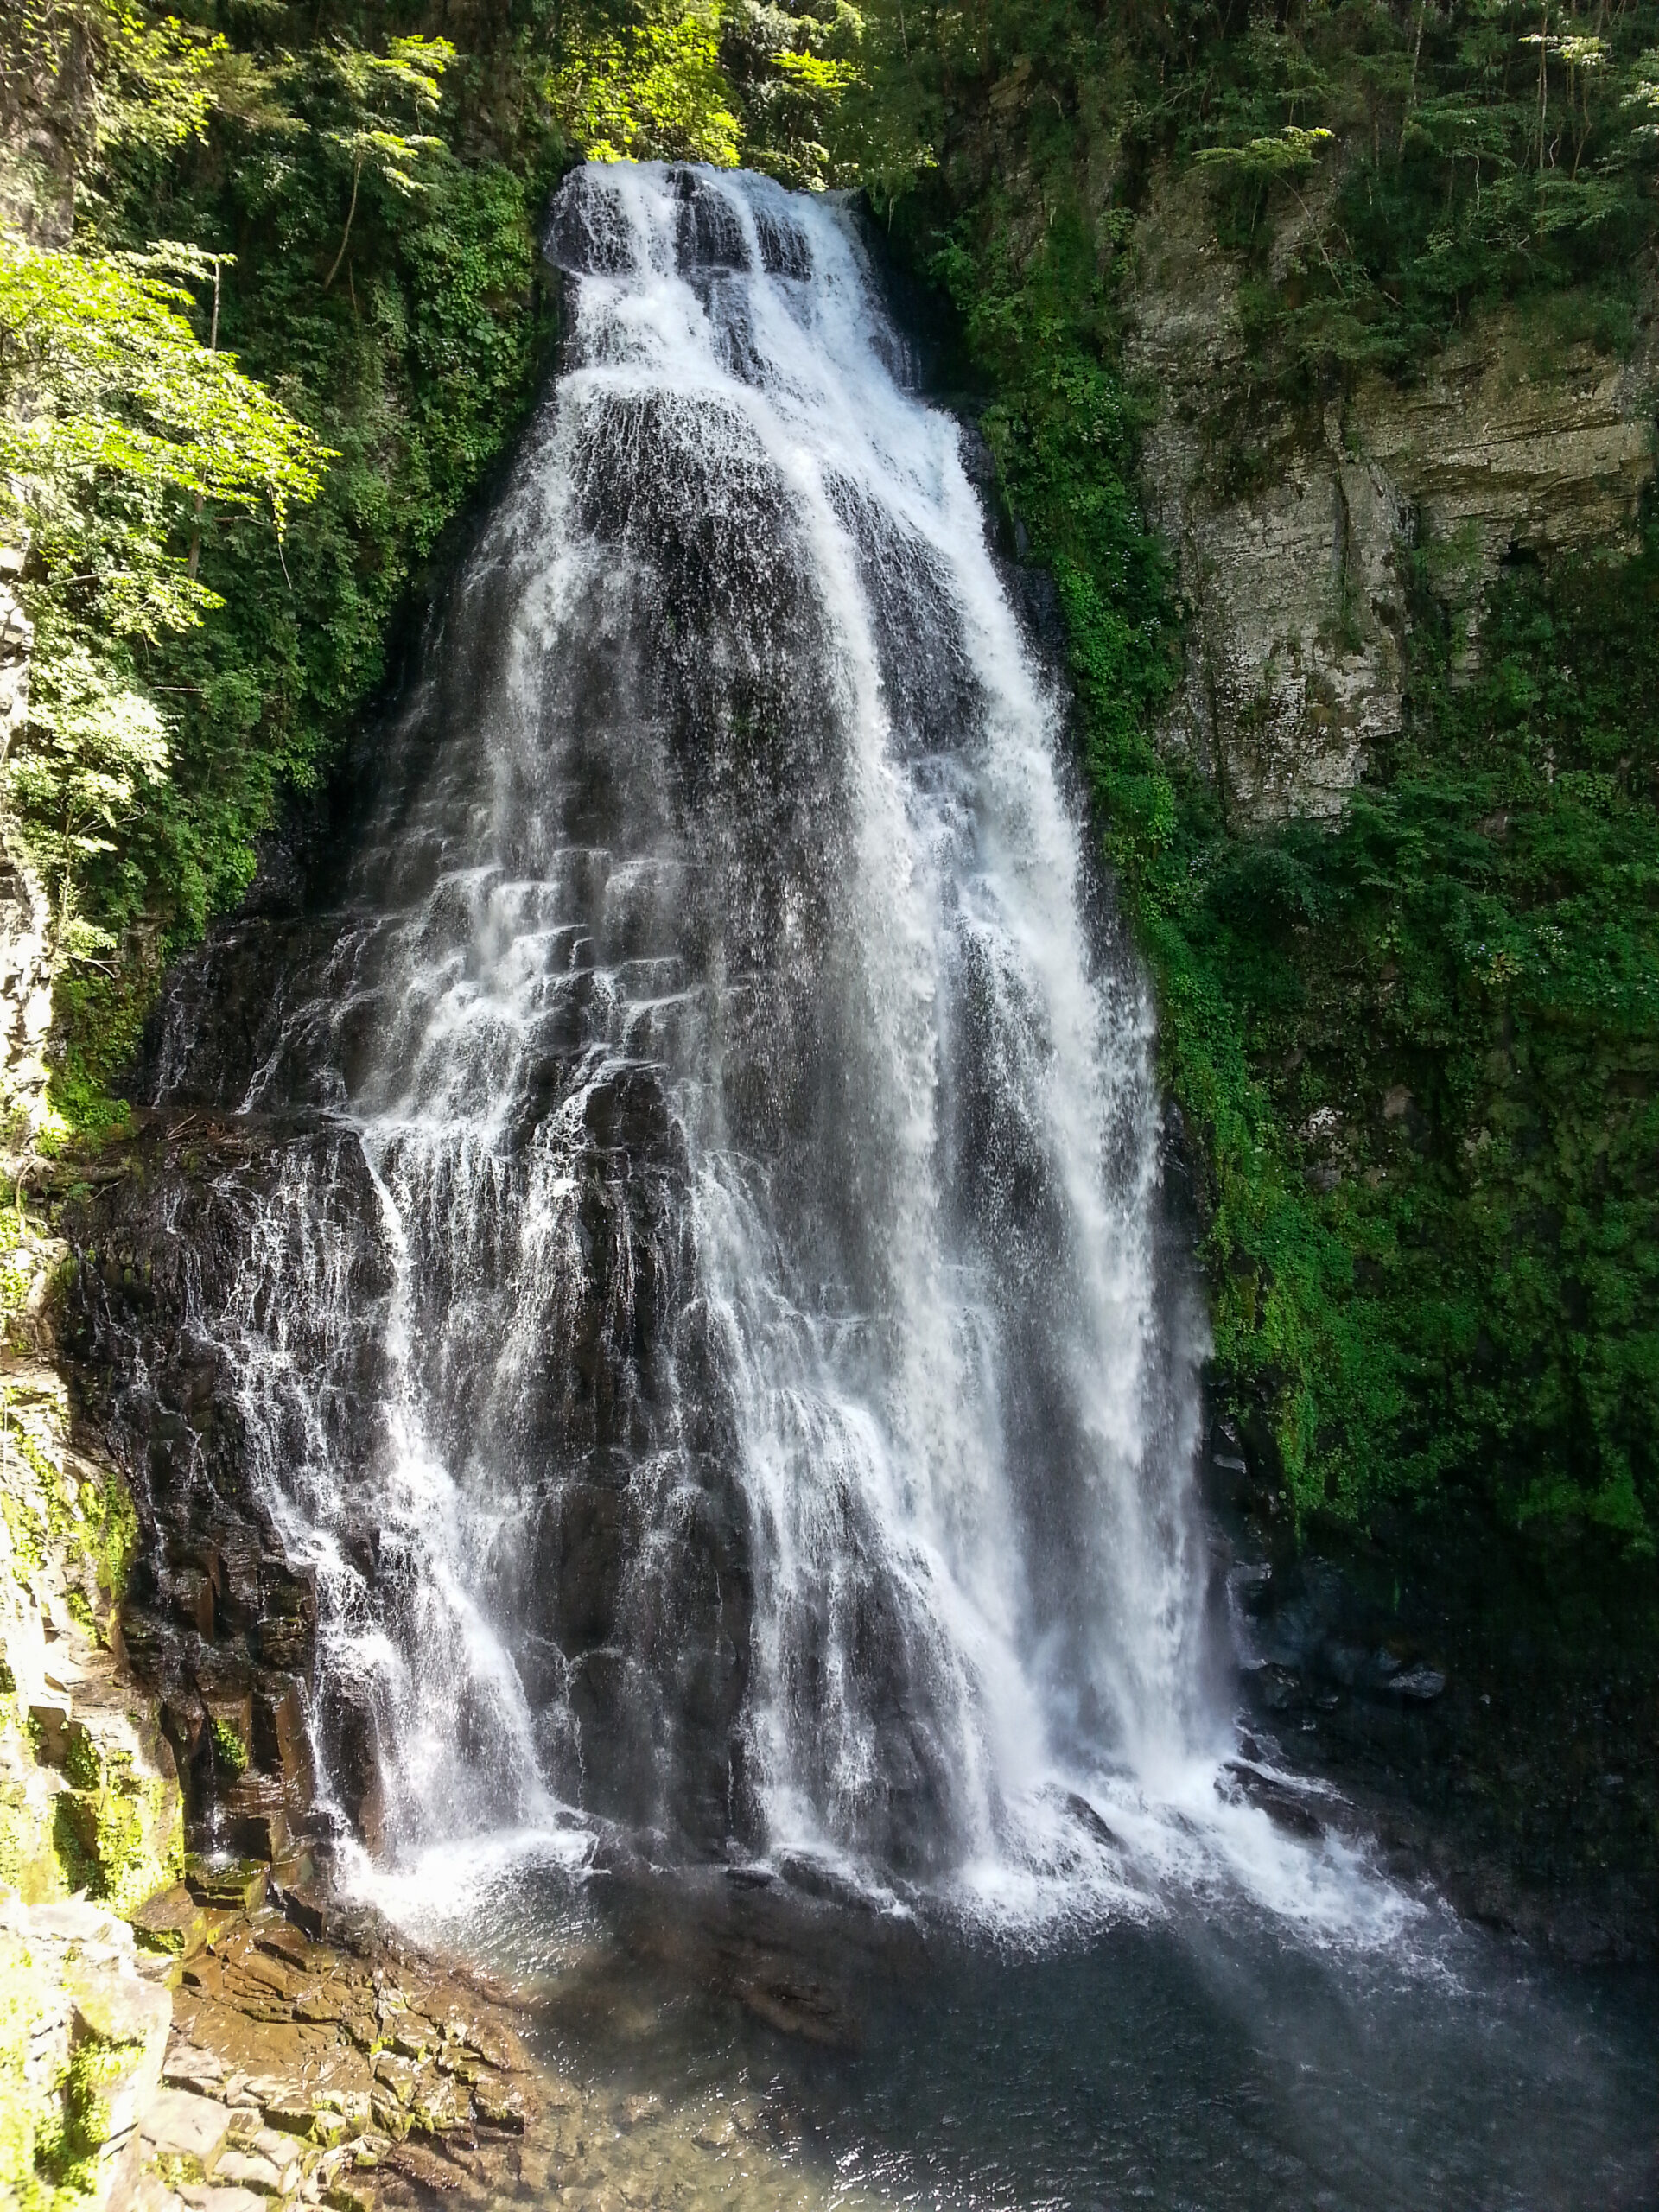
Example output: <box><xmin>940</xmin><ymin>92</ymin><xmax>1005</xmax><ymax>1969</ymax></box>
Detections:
<box><xmin>211</xmin><ymin>2152</ymin><xmax>286</xmax><ymax>2196</ymax></box>
<box><xmin>142</xmin><ymin>2088</ymin><xmax>233</xmax><ymax>2165</ymax></box>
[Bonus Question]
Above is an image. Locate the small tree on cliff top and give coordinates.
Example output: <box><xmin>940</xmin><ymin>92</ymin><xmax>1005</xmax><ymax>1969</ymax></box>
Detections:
<box><xmin>320</xmin><ymin>35</ymin><xmax>456</xmax><ymax>290</ymax></box>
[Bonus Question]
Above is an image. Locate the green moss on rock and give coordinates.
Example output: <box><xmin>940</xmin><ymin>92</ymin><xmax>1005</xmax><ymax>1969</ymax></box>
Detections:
<box><xmin>210</xmin><ymin>1719</ymin><xmax>249</xmax><ymax>1782</ymax></box>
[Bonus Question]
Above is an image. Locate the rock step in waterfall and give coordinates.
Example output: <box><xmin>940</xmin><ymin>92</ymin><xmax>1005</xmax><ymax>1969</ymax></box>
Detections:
<box><xmin>84</xmin><ymin>162</ymin><xmax>1405</xmax><ymax>1942</ymax></box>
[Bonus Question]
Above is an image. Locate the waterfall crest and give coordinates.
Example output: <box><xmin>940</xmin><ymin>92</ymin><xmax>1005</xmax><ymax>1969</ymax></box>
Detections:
<box><xmin>142</xmin><ymin>162</ymin><xmax>1376</xmax><ymax>1926</ymax></box>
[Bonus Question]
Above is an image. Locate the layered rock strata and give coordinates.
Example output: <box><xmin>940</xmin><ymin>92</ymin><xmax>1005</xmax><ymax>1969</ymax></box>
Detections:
<box><xmin>1</xmin><ymin>1889</ymin><xmax>173</xmax><ymax>2212</ymax></box>
<box><xmin>1126</xmin><ymin>166</ymin><xmax>1658</xmax><ymax>826</ymax></box>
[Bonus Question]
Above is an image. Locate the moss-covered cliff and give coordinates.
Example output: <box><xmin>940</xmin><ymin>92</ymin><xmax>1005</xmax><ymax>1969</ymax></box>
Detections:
<box><xmin>0</xmin><ymin>1226</ymin><xmax>181</xmax><ymax>1916</ymax></box>
<box><xmin>0</xmin><ymin>1219</ymin><xmax>182</xmax><ymax>2210</ymax></box>
<box><xmin>838</xmin><ymin>0</ymin><xmax>1659</xmax><ymax>1930</ymax></box>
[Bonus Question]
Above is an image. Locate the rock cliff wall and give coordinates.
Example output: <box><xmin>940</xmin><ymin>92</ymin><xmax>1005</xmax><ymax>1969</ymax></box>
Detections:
<box><xmin>1126</xmin><ymin>167</ymin><xmax>1659</xmax><ymax>826</ymax></box>
<box><xmin>0</xmin><ymin>1229</ymin><xmax>183</xmax><ymax>1916</ymax></box>
<box><xmin>0</xmin><ymin>1221</ymin><xmax>188</xmax><ymax>2210</ymax></box>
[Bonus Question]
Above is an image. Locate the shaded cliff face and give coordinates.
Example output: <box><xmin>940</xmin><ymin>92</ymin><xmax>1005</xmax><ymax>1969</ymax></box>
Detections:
<box><xmin>1126</xmin><ymin>166</ymin><xmax>1658</xmax><ymax>827</ymax></box>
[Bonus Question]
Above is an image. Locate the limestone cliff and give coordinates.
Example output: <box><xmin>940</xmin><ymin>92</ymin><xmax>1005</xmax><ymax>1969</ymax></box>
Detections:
<box><xmin>0</xmin><ymin>1220</ymin><xmax>186</xmax><ymax>2210</ymax></box>
<box><xmin>0</xmin><ymin>1218</ymin><xmax>183</xmax><ymax>1897</ymax></box>
<box><xmin>1125</xmin><ymin>165</ymin><xmax>1658</xmax><ymax>827</ymax></box>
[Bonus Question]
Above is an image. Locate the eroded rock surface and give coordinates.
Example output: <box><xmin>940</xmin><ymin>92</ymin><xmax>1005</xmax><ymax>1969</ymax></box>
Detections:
<box><xmin>2</xmin><ymin>1888</ymin><xmax>173</xmax><ymax>2212</ymax></box>
<box><xmin>1127</xmin><ymin>164</ymin><xmax>1658</xmax><ymax>826</ymax></box>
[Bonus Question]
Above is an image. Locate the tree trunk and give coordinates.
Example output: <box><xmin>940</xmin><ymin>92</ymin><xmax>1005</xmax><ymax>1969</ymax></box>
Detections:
<box><xmin>187</xmin><ymin>260</ymin><xmax>222</xmax><ymax>582</ymax></box>
<box><xmin>324</xmin><ymin>157</ymin><xmax>363</xmax><ymax>292</ymax></box>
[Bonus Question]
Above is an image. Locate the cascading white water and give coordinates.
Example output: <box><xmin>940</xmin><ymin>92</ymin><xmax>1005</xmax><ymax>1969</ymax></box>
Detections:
<box><xmin>151</xmin><ymin>161</ymin><xmax>1404</xmax><ymax>1936</ymax></box>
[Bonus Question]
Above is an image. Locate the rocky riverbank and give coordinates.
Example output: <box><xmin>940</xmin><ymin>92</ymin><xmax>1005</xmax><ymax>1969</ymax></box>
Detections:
<box><xmin>120</xmin><ymin>1875</ymin><xmax>551</xmax><ymax>2212</ymax></box>
<box><xmin>1205</xmin><ymin>1410</ymin><xmax>1659</xmax><ymax>1965</ymax></box>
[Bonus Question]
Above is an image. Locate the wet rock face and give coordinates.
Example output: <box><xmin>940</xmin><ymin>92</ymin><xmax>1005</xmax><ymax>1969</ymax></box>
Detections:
<box><xmin>1126</xmin><ymin>163</ymin><xmax>1657</xmax><ymax>828</ymax></box>
<box><xmin>67</xmin><ymin>1132</ymin><xmax>334</xmax><ymax>1857</ymax></box>
<box><xmin>68</xmin><ymin>1090</ymin><xmax>753</xmax><ymax>1860</ymax></box>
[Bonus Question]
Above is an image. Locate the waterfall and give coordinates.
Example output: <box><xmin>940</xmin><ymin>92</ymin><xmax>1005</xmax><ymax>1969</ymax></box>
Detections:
<box><xmin>145</xmin><ymin>162</ymin><xmax>1386</xmax><ymax>1931</ymax></box>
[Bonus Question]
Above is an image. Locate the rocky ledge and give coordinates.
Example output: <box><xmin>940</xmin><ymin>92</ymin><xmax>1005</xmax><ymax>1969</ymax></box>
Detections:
<box><xmin>116</xmin><ymin>1863</ymin><xmax>871</xmax><ymax>2212</ymax></box>
<box><xmin>118</xmin><ymin>1878</ymin><xmax>552</xmax><ymax>2212</ymax></box>
<box><xmin>2</xmin><ymin>1888</ymin><xmax>172</xmax><ymax>2211</ymax></box>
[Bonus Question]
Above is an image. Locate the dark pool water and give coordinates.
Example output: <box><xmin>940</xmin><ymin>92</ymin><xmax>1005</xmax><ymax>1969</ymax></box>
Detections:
<box><xmin>363</xmin><ymin>1848</ymin><xmax>1659</xmax><ymax>2211</ymax></box>
<box><xmin>791</xmin><ymin>1926</ymin><xmax>1659</xmax><ymax>2209</ymax></box>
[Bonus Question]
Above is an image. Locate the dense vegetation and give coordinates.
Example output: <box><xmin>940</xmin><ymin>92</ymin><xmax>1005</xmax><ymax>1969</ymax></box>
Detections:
<box><xmin>852</xmin><ymin>0</ymin><xmax>1659</xmax><ymax>1564</ymax></box>
<box><xmin>2</xmin><ymin>2</ymin><xmax>567</xmax><ymax>1116</ymax></box>
<box><xmin>3</xmin><ymin>0</ymin><xmax>1657</xmax><ymax>1566</ymax></box>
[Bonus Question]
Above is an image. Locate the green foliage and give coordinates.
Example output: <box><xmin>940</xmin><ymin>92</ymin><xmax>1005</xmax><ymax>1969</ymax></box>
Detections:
<box><xmin>210</xmin><ymin>1716</ymin><xmax>247</xmax><ymax>1777</ymax></box>
<box><xmin>3</xmin><ymin>0</ymin><xmax>227</xmax><ymax>178</ymax></box>
<box><xmin>1181</xmin><ymin>527</ymin><xmax>1659</xmax><ymax>1548</ymax></box>
<box><xmin>25</xmin><ymin>1986</ymin><xmax>149</xmax><ymax>2204</ymax></box>
<box><xmin>1165</xmin><ymin>0</ymin><xmax>1659</xmax><ymax>388</ymax></box>
<box><xmin>0</xmin><ymin>226</ymin><xmax>327</xmax><ymax>963</ymax></box>
<box><xmin>1</xmin><ymin>1923</ymin><xmax>107</xmax><ymax>2210</ymax></box>
<box><xmin>852</xmin><ymin>0</ymin><xmax>1659</xmax><ymax>383</ymax></box>
<box><xmin>0</xmin><ymin>227</ymin><xmax>327</xmax><ymax>621</ymax></box>
<box><xmin>41</xmin><ymin>969</ymin><xmax>155</xmax><ymax>1138</ymax></box>
<box><xmin>0</xmin><ymin>0</ymin><xmax>578</xmax><ymax>1116</ymax></box>
<box><xmin>727</xmin><ymin>0</ymin><xmax>874</xmax><ymax>187</ymax></box>
<box><xmin>550</xmin><ymin>0</ymin><xmax>741</xmax><ymax>166</ymax></box>
<box><xmin>1193</xmin><ymin>123</ymin><xmax>1333</xmax><ymax>179</ymax></box>
<box><xmin>862</xmin><ymin>0</ymin><xmax>1659</xmax><ymax>1553</ymax></box>
<box><xmin>7</xmin><ymin>630</ymin><xmax>170</xmax><ymax>969</ymax></box>
<box><xmin>315</xmin><ymin>34</ymin><xmax>456</xmax><ymax>289</ymax></box>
